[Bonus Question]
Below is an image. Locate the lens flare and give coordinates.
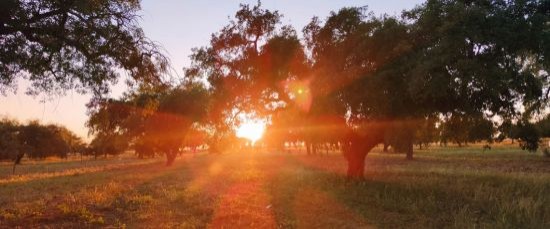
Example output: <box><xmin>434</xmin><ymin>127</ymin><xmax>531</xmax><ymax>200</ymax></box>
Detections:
<box><xmin>236</xmin><ymin>121</ymin><xmax>266</xmax><ymax>143</ymax></box>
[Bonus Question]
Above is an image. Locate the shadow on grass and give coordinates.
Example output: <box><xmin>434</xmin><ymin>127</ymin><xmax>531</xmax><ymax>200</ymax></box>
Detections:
<box><xmin>0</xmin><ymin>159</ymin><xmax>162</xmax><ymax>185</ymax></box>
<box><xmin>2</xmin><ymin>152</ymin><xmax>549</xmax><ymax>228</ymax></box>
<box><xmin>0</xmin><ymin>154</ymin><xmax>222</xmax><ymax>228</ymax></box>
<box><xmin>268</xmin><ymin>154</ymin><xmax>550</xmax><ymax>228</ymax></box>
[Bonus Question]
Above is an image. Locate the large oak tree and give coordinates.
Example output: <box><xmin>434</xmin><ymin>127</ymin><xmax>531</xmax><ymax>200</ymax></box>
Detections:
<box><xmin>304</xmin><ymin>0</ymin><xmax>549</xmax><ymax>178</ymax></box>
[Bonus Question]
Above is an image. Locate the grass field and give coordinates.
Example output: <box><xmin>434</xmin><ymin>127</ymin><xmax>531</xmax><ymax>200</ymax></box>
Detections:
<box><xmin>1</xmin><ymin>145</ymin><xmax>549</xmax><ymax>228</ymax></box>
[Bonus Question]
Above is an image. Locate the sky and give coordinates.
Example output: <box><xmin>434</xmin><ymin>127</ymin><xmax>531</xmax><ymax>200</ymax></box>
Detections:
<box><xmin>0</xmin><ymin>0</ymin><xmax>425</xmax><ymax>140</ymax></box>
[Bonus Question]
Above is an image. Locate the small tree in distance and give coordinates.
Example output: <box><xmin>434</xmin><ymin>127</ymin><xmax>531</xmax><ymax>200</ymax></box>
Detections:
<box><xmin>0</xmin><ymin>119</ymin><xmax>84</xmax><ymax>174</ymax></box>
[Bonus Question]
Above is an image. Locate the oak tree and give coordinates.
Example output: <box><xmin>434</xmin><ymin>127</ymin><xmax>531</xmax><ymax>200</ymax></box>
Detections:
<box><xmin>0</xmin><ymin>0</ymin><xmax>168</xmax><ymax>96</ymax></box>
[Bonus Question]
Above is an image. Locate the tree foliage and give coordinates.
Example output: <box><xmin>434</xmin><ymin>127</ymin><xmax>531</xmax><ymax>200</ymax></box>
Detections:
<box><xmin>0</xmin><ymin>118</ymin><xmax>84</xmax><ymax>173</ymax></box>
<box><xmin>414</xmin><ymin>115</ymin><xmax>440</xmax><ymax>149</ymax></box>
<box><xmin>440</xmin><ymin>113</ymin><xmax>495</xmax><ymax>146</ymax></box>
<box><xmin>88</xmin><ymin>132</ymin><xmax>128</xmax><ymax>158</ymax></box>
<box><xmin>186</xmin><ymin>1</ymin><xmax>549</xmax><ymax>178</ymax></box>
<box><xmin>0</xmin><ymin>118</ymin><xmax>22</xmax><ymax>161</ymax></box>
<box><xmin>535</xmin><ymin>114</ymin><xmax>550</xmax><ymax>138</ymax></box>
<box><xmin>185</xmin><ymin>2</ymin><xmax>309</xmax><ymax>130</ymax></box>
<box><xmin>0</xmin><ymin>0</ymin><xmax>168</xmax><ymax>95</ymax></box>
<box><xmin>87</xmin><ymin>83</ymin><xmax>210</xmax><ymax>165</ymax></box>
<box><xmin>516</xmin><ymin>120</ymin><xmax>541</xmax><ymax>152</ymax></box>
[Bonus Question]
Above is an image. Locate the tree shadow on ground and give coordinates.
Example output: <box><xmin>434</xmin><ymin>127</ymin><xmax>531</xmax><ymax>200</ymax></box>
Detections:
<box><xmin>0</xmin><ymin>154</ymin><xmax>217</xmax><ymax>228</ymax></box>
<box><xmin>269</xmin><ymin>154</ymin><xmax>550</xmax><ymax>228</ymax></box>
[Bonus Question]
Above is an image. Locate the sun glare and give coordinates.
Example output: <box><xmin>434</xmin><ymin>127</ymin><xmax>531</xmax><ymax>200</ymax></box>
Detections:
<box><xmin>236</xmin><ymin>121</ymin><xmax>266</xmax><ymax>143</ymax></box>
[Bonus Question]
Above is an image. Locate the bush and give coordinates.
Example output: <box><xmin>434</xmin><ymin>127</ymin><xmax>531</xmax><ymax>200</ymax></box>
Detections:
<box><xmin>516</xmin><ymin>121</ymin><xmax>540</xmax><ymax>153</ymax></box>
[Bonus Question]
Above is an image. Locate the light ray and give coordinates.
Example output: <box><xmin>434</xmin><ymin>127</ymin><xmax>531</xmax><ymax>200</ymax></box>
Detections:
<box><xmin>236</xmin><ymin>121</ymin><xmax>266</xmax><ymax>144</ymax></box>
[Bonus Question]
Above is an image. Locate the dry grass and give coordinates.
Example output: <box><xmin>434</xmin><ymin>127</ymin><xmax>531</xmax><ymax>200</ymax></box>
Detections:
<box><xmin>0</xmin><ymin>144</ymin><xmax>549</xmax><ymax>228</ymax></box>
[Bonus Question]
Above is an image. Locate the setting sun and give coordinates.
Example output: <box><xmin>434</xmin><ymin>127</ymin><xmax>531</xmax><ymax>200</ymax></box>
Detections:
<box><xmin>0</xmin><ymin>0</ymin><xmax>545</xmax><ymax>227</ymax></box>
<box><xmin>236</xmin><ymin>121</ymin><xmax>266</xmax><ymax>143</ymax></box>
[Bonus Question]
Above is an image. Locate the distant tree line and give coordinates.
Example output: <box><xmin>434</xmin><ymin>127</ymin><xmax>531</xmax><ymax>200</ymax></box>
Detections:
<box><xmin>0</xmin><ymin>118</ymin><xmax>85</xmax><ymax>173</ymax></box>
<box><xmin>262</xmin><ymin>111</ymin><xmax>550</xmax><ymax>154</ymax></box>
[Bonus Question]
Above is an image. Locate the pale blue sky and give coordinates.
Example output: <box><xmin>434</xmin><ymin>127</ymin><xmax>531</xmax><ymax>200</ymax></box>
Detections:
<box><xmin>0</xmin><ymin>0</ymin><xmax>424</xmax><ymax>140</ymax></box>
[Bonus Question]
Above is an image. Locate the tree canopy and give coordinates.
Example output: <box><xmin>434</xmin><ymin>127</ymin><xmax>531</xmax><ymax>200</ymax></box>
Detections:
<box><xmin>0</xmin><ymin>118</ymin><xmax>84</xmax><ymax>173</ymax></box>
<box><xmin>0</xmin><ymin>0</ymin><xmax>168</xmax><ymax>96</ymax></box>
<box><xmin>87</xmin><ymin>83</ymin><xmax>210</xmax><ymax>165</ymax></box>
<box><xmin>186</xmin><ymin>1</ymin><xmax>549</xmax><ymax>178</ymax></box>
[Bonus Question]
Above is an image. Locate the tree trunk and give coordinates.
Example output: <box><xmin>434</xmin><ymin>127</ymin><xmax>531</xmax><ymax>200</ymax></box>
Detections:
<box><xmin>343</xmin><ymin>133</ymin><xmax>382</xmax><ymax>179</ymax></box>
<box><xmin>166</xmin><ymin>151</ymin><xmax>177</xmax><ymax>166</ymax></box>
<box><xmin>345</xmin><ymin>149</ymin><xmax>367</xmax><ymax>179</ymax></box>
<box><xmin>406</xmin><ymin>140</ymin><xmax>413</xmax><ymax>160</ymax></box>
<box><xmin>12</xmin><ymin>153</ymin><xmax>24</xmax><ymax>175</ymax></box>
<box><xmin>306</xmin><ymin>142</ymin><xmax>311</xmax><ymax>155</ymax></box>
<box><xmin>312</xmin><ymin>144</ymin><xmax>317</xmax><ymax>155</ymax></box>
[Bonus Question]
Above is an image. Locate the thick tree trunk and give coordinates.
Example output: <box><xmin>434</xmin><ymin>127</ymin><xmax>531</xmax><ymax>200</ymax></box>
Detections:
<box><xmin>306</xmin><ymin>142</ymin><xmax>311</xmax><ymax>155</ymax></box>
<box><xmin>343</xmin><ymin>135</ymin><xmax>382</xmax><ymax>179</ymax></box>
<box><xmin>166</xmin><ymin>151</ymin><xmax>177</xmax><ymax>166</ymax></box>
<box><xmin>383</xmin><ymin>142</ymin><xmax>389</xmax><ymax>152</ymax></box>
<box><xmin>345</xmin><ymin>149</ymin><xmax>367</xmax><ymax>179</ymax></box>
<box><xmin>342</xmin><ymin>120</ymin><xmax>391</xmax><ymax>179</ymax></box>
